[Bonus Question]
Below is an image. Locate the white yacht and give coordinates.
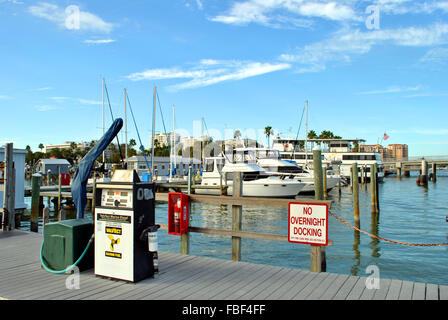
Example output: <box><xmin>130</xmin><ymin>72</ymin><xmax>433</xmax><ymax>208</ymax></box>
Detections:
<box><xmin>272</xmin><ymin>138</ymin><xmax>384</xmax><ymax>182</ymax></box>
<box><xmin>196</xmin><ymin>153</ymin><xmax>305</xmax><ymax>198</ymax></box>
<box><xmin>234</xmin><ymin>147</ymin><xmax>340</xmax><ymax>194</ymax></box>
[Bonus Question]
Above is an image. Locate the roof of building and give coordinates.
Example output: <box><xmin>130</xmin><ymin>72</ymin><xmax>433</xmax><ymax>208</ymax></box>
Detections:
<box><xmin>38</xmin><ymin>159</ymin><xmax>71</xmax><ymax>165</ymax></box>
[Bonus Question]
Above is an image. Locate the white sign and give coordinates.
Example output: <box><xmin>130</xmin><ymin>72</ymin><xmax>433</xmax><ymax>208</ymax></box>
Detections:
<box><xmin>288</xmin><ymin>202</ymin><xmax>328</xmax><ymax>246</ymax></box>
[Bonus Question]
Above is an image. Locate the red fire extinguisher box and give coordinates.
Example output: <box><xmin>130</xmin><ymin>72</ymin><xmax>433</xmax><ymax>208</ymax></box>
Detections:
<box><xmin>168</xmin><ymin>193</ymin><xmax>189</xmax><ymax>236</ymax></box>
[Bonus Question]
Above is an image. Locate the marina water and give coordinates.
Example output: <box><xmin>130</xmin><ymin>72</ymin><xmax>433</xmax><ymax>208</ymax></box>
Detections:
<box><xmin>20</xmin><ymin>172</ymin><xmax>448</xmax><ymax>286</ymax></box>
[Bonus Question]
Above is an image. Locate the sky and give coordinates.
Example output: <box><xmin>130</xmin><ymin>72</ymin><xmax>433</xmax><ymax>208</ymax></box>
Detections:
<box><xmin>0</xmin><ymin>0</ymin><xmax>447</xmax><ymax>157</ymax></box>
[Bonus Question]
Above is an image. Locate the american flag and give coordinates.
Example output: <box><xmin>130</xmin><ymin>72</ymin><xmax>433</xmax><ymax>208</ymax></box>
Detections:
<box><xmin>383</xmin><ymin>133</ymin><xmax>390</xmax><ymax>140</ymax></box>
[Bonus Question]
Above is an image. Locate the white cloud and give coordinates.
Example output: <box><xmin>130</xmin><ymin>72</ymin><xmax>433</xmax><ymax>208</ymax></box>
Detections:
<box><xmin>374</xmin><ymin>0</ymin><xmax>448</xmax><ymax>15</ymax></box>
<box><xmin>83</xmin><ymin>39</ymin><xmax>116</xmax><ymax>44</ymax></box>
<box><xmin>34</xmin><ymin>105</ymin><xmax>60</xmax><ymax>112</ymax></box>
<box><xmin>279</xmin><ymin>23</ymin><xmax>448</xmax><ymax>73</ymax></box>
<box><xmin>127</xmin><ymin>59</ymin><xmax>291</xmax><ymax>90</ymax></box>
<box><xmin>209</xmin><ymin>0</ymin><xmax>357</xmax><ymax>28</ymax></box>
<box><xmin>28</xmin><ymin>2</ymin><xmax>114</xmax><ymax>33</ymax></box>
<box><xmin>36</xmin><ymin>86</ymin><xmax>53</xmax><ymax>91</ymax></box>
<box><xmin>78</xmin><ymin>99</ymin><xmax>101</xmax><ymax>105</ymax></box>
<box><xmin>420</xmin><ymin>47</ymin><xmax>448</xmax><ymax>64</ymax></box>
<box><xmin>358</xmin><ymin>85</ymin><xmax>422</xmax><ymax>95</ymax></box>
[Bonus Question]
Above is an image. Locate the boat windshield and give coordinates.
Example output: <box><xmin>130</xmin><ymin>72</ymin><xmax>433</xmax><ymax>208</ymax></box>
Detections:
<box><xmin>234</xmin><ymin>150</ymin><xmax>257</xmax><ymax>163</ymax></box>
<box><xmin>205</xmin><ymin>159</ymin><xmax>214</xmax><ymax>172</ymax></box>
<box><xmin>216</xmin><ymin>158</ymin><xmax>225</xmax><ymax>172</ymax></box>
<box><xmin>256</xmin><ymin>149</ymin><xmax>281</xmax><ymax>160</ymax></box>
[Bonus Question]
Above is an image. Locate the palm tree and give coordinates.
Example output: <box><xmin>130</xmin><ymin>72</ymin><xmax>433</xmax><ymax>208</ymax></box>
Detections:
<box><xmin>264</xmin><ymin>126</ymin><xmax>273</xmax><ymax>147</ymax></box>
<box><xmin>38</xmin><ymin>143</ymin><xmax>44</xmax><ymax>152</ymax></box>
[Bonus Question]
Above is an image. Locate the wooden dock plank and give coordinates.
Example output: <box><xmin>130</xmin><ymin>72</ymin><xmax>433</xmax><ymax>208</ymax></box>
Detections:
<box><xmin>132</xmin><ymin>256</ymin><xmax>235</xmax><ymax>300</ymax></box>
<box><xmin>250</xmin><ymin>269</ymin><xmax>301</xmax><ymax>300</ymax></box>
<box><xmin>225</xmin><ymin>267</ymin><xmax>291</xmax><ymax>300</ymax></box>
<box><xmin>412</xmin><ymin>282</ymin><xmax>426</xmax><ymax>300</ymax></box>
<box><xmin>385</xmin><ymin>279</ymin><xmax>402</xmax><ymax>300</ymax></box>
<box><xmin>293</xmin><ymin>272</ymin><xmax>331</xmax><ymax>300</ymax></box>
<box><xmin>332</xmin><ymin>276</ymin><xmax>360</xmax><ymax>300</ymax></box>
<box><xmin>306</xmin><ymin>272</ymin><xmax>340</xmax><ymax>300</ymax></box>
<box><xmin>263</xmin><ymin>269</ymin><xmax>308</xmax><ymax>300</ymax></box>
<box><xmin>398</xmin><ymin>281</ymin><xmax>414</xmax><ymax>300</ymax></box>
<box><xmin>439</xmin><ymin>285</ymin><xmax>448</xmax><ymax>300</ymax></box>
<box><xmin>345</xmin><ymin>277</ymin><xmax>367</xmax><ymax>300</ymax></box>
<box><xmin>319</xmin><ymin>274</ymin><xmax>350</xmax><ymax>300</ymax></box>
<box><xmin>372</xmin><ymin>278</ymin><xmax>392</xmax><ymax>300</ymax></box>
<box><xmin>426</xmin><ymin>284</ymin><xmax>439</xmax><ymax>300</ymax></box>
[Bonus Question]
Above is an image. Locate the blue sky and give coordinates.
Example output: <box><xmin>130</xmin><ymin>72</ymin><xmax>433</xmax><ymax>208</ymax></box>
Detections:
<box><xmin>0</xmin><ymin>0</ymin><xmax>447</xmax><ymax>156</ymax></box>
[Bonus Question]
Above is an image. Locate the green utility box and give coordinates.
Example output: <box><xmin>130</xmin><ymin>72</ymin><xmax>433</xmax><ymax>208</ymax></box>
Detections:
<box><xmin>42</xmin><ymin>219</ymin><xmax>94</xmax><ymax>272</ymax></box>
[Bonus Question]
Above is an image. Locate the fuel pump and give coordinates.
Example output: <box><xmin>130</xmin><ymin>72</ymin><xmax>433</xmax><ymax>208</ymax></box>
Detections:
<box><xmin>94</xmin><ymin>169</ymin><xmax>158</xmax><ymax>282</ymax></box>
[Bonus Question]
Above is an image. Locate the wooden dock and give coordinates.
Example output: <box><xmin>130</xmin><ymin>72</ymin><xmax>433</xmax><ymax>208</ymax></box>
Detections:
<box><xmin>1</xmin><ymin>230</ymin><xmax>447</xmax><ymax>300</ymax></box>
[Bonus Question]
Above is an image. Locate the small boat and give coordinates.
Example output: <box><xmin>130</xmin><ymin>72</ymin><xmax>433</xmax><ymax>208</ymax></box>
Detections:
<box><xmin>234</xmin><ymin>147</ymin><xmax>340</xmax><ymax>194</ymax></box>
<box><xmin>196</xmin><ymin>155</ymin><xmax>305</xmax><ymax>198</ymax></box>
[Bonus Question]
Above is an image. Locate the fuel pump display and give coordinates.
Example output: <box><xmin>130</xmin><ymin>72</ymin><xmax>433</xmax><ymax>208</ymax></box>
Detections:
<box><xmin>94</xmin><ymin>170</ymin><xmax>157</xmax><ymax>283</ymax></box>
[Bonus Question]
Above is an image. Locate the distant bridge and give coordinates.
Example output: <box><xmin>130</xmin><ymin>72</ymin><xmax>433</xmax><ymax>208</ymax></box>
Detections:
<box><xmin>383</xmin><ymin>156</ymin><xmax>448</xmax><ymax>175</ymax></box>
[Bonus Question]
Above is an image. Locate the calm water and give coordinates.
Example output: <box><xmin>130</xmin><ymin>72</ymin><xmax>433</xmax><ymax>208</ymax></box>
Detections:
<box><xmin>19</xmin><ymin>171</ymin><xmax>448</xmax><ymax>285</ymax></box>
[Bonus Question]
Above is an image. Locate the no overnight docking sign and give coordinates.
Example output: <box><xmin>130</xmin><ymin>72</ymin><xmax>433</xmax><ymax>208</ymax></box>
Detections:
<box><xmin>288</xmin><ymin>202</ymin><xmax>328</xmax><ymax>246</ymax></box>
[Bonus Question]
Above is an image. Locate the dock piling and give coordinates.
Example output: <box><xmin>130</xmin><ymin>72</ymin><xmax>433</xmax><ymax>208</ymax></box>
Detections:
<box><xmin>231</xmin><ymin>172</ymin><xmax>243</xmax><ymax>261</ymax></box>
<box><xmin>432</xmin><ymin>163</ymin><xmax>437</xmax><ymax>183</ymax></box>
<box><xmin>323</xmin><ymin>167</ymin><xmax>327</xmax><ymax>200</ymax></box>
<box><xmin>311</xmin><ymin>148</ymin><xmax>326</xmax><ymax>273</ymax></box>
<box><xmin>2</xmin><ymin>143</ymin><xmax>15</xmax><ymax>231</ymax></box>
<box><xmin>30</xmin><ymin>174</ymin><xmax>42</xmax><ymax>232</ymax></box>
<box><xmin>352</xmin><ymin>163</ymin><xmax>360</xmax><ymax>228</ymax></box>
<box><xmin>181</xmin><ymin>169</ymin><xmax>192</xmax><ymax>255</ymax></box>
<box><xmin>370</xmin><ymin>164</ymin><xmax>378</xmax><ymax>215</ymax></box>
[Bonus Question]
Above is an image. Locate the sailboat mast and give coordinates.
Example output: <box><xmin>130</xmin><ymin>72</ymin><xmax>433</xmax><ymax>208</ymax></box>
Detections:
<box><xmin>170</xmin><ymin>104</ymin><xmax>175</xmax><ymax>180</ymax></box>
<box><xmin>124</xmin><ymin>88</ymin><xmax>128</xmax><ymax>164</ymax></box>
<box><xmin>102</xmin><ymin>77</ymin><xmax>105</xmax><ymax>163</ymax></box>
<box><xmin>305</xmin><ymin>100</ymin><xmax>308</xmax><ymax>166</ymax></box>
<box><xmin>151</xmin><ymin>86</ymin><xmax>156</xmax><ymax>181</ymax></box>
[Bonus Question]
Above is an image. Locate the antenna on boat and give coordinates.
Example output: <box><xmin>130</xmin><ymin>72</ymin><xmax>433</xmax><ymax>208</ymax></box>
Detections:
<box><xmin>305</xmin><ymin>100</ymin><xmax>308</xmax><ymax>168</ymax></box>
<box><xmin>151</xmin><ymin>86</ymin><xmax>156</xmax><ymax>182</ymax></box>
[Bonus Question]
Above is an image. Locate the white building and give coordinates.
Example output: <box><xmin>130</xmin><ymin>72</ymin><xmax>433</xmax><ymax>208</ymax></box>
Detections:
<box><xmin>149</xmin><ymin>132</ymin><xmax>181</xmax><ymax>149</ymax></box>
<box><xmin>127</xmin><ymin>156</ymin><xmax>202</xmax><ymax>177</ymax></box>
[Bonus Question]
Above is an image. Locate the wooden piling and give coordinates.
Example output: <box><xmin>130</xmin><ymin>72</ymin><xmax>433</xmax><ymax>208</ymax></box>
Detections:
<box><xmin>338</xmin><ymin>165</ymin><xmax>341</xmax><ymax>195</ymax></box>
<box><xmin>370</xmin><ymin>164</ymin><xmax>378</xmax><ymax>214</ymax></box>
<box><xmin>352</xmin><ymin>163</ymin><xmax>360</xmax><ymax>228</ymax></box>
<box><xmin>432</xmin><ymin>163</ymin><xmax>437</xmax><ymax>183</ymax></box>
<box><xmin>231</xmin><ymin>172</ymin><xmax>243</xmax><ymax>261</ymax></box>
<box><xmin>181</xmin><ymin>169</ymin><xmax>192</xmax><ymax>255</ymax></box>
<box><xmin>57</xmin><ymin>174</ymin><xmax>62</xmax><ymax>220</ymax></box>
<box><xmin>30</xmin><ymin>174</ymin><xmax>41</xmax><ymax>232</ymax></box>
<box><xmin>311</xmin><ymin>148</ymin><xmax>326</xmax><ymax>273</ymax></box>
<box><xmin>323</xmin><ymin>167</ymin><xmax>327</xmax><ymax>200</ymax></box>
<box><xmin>418</xmin><ymin>159</ymin><xmax>428</xmax><ymax>186</ymax></box>
<box><xmin>2</xmin><ymin>143</ymin><xmax>15</xmax><ymax>231</ymax></box>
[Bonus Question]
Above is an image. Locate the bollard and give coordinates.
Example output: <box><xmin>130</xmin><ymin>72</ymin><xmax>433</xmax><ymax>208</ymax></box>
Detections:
<box><xmin>2</xmin><ymin>143</ymin><xmax>15</xmax><ymax>231</ymax></box>
<box><xmin>311</xmin><ymin>147</ymin><xmax>326</xmax><ymax>273</ymax></box>
<box><xmin>352</xmin><ymin>163</ymin><xmax>360</xmax><ymax>228</ymax></box>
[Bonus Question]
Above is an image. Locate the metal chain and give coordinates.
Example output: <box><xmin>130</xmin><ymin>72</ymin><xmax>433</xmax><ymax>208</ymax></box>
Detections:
<box><xmin>328</xmin><ymin>211</ymin><xmax>448</xmax><ymax>247</ymax></box>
